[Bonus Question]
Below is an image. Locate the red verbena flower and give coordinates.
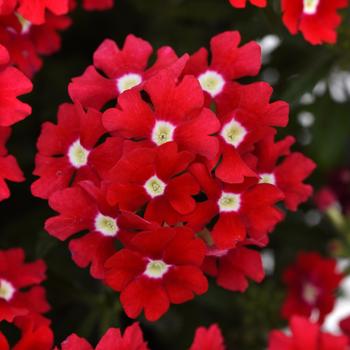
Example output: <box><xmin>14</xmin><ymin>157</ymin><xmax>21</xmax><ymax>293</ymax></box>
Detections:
<box><xmin>0</xmin><ymin>45</ymin><xmax>32</xmax><ymax>126</ymax></box>
<box><xmin>281</xmin><ymin>252</ymin><xmax>343</xmax><ymax>323</ymax></box>
<box><xmin>58</xmin><ymin>323</ymin><xmax>149</xmax><ymax>350</ymax></box>
<box><xmin>0</xmin><ymin>12</ymin><xmax>71</xmax><ymax>78</ymax></box>
<box><xmin>281</xmin><ymin>0</ymin><xmax>348</xmax><ymax>45</ymax></box>
<box><xmin>44</xmin><ymin>181</ymin><xmax>153</xmax><ymax>279</ymax></box>
<box><xmin>31</xmin><ymin>103</ymin><xmax>115</xmax><ymax>199</ymax></box>
<box><xmin>106</xmin><ymin>142</ymin><xmax>199</xmax><ymax>225</ymax></box>
<box><xmin>183</xmin><ymin>31</ymin><xmax>261</xmax><ymax>106</ymax></box>
<box><xmin>255</xmin><ymin>129</ymin><xmax>316</xmax><ymax>211</ymax></box>
<box><xmin>268</xmin><ymin>315</ymin><xmax>348</xmax><ymax>350</ymax></box>
<box><xmin>0</xmin><ymin>248</ymin><xmax>49</xmax><ymax>324</ymax></box>
<box><xmin>103</xmin><ymin>70</ymin><xmax>220</xmax><ymax>161</ymax></box>
<box><xmin>0</xmin><ymin>127</ymin><xmax>24</xmax><ymax>201</ymax></box>
<box><xmin>69</xmin><ymin>34</ymin><xmax>188</xmax><ymax>109</ymax></box>
<box><xmin>105</xmin><ymin>227</ymin><xmax>208</xmax><ymax>321</ymax></box>
<box><xmin>212</xmin><ymin>83</ymin><xmax>289</xmax><ymax>184</ymax></box>
<box><xmin>187</xmin><ymin>163</ymin><xmax>284</xmax><ymax>249</ymax></box>
<box><xmin>203</xmin><ymin>245</ymin><xmax>265</xmax><ymax>292</ymax></box>
<box><xmin>229</xmin><ymin>0</ymin><xmax>267</xmax><ymax>8</ymax></box>
<box><xmin>189</xmin><ymin>324</ymin><xmax>225</xmax><ymax>350</ymax></box>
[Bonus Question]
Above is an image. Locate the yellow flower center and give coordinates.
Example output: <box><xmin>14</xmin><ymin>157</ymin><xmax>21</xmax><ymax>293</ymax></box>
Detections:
<box><xmin>151</xmin><ymin>121</ymin><xmax>175</xmax><ymax>146</ymax></box>
<box><xmin>94</xmin><ymin>213</ymin><xmax>118</xmax><ymax>237</ymax></box>
<box><xmin>221</xmin><ymin>119</ymin><xmax>247</xmax><ymax>147</ymax></box>
<box><xmin>144</xmin><ymin>176</ymin><xmax>166</xmax><ymax>198</ymax></box>
<box><xmin>117</xmin><ymin>73</ymin><xmax>142</xmax><ymax>94</ymax></box>
<box><xmin>68</xmin><ymin>140</ymin><xmax>90</xmax><ymax>169</ymax></box>
<box><xmin>0</xmin><ymin>279</ymin><xmax>15</xmax><ymax>301</ymax></box>
<box><xmin>259</xmin><ymin>173</ymin><xmax>276</xmax><ymax>185</ymax></box>
<box><xmin>145</xmin><ymin>260</ymin><xmax>170</xmax><ymax>278</ymax></box>
<box><xmin>303</xmin><ymin>0</ymin><xmax>320</xmax><ymax>15</ymax></box>
<box><xmin>198</xmin><ymin>70</ymin><xmax>225</xmax><ymax>97</ymax></box>
<box><xmin>218</xmin><ymin>192</ymin><xmax>241</xmax><ymax>212</ymax></box>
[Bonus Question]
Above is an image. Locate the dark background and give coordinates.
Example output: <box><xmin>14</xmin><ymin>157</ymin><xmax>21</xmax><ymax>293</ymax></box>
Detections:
<box><xmin>1</xmin><ymin>0</ymin><xmax>350</xmax><ymax>348</ymax></box>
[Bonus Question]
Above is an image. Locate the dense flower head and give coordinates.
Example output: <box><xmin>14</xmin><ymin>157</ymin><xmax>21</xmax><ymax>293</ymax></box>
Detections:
<box><xmin>0</xmin><ymin>248</ymin><xmax>49</xmax><ymax>324</ymax></box>
<box><xmin>35</xmin><ymin>31</ymin><xmax>315</xmax><ymax>321</ymax></box>
<box><xmin>281</xmin><ymin>252</ymin><xmax>343</xmax><ymax>323</ymax></box>
<box><xmin>281</xmin><ymin>0</ymin><xmax>348</xmax><ymax>45</ymax></box>
<box><xmin>268</xmin><ymin>316</ymin><xmax>348</xmax><ymax>350</ymax></box>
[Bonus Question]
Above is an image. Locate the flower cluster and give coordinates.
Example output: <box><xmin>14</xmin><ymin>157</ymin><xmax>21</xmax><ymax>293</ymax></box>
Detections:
<box><xmin>0</xmin><ymin>0</ymin><xmax>114</xmax><ymax>78</ymax></box>
<box><xmin>0</xmin><ymin>44</ymin><xmax>32</xmax><ymax>201</ymax></box>
<box><xmin>229</xmin><ymin>0</ymin><xmax>348</xmax><ymax>45</ymax></box>
<box><xmin>32</xmin><ymin>31</ymin><xmax>315</xmax><ymax>322</ymax></box>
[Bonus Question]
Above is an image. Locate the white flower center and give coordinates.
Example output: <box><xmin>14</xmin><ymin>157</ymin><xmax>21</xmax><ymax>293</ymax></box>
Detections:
<box><xmin>94</xmin><ymin>213</ymin><xmax>118</xmax><ymax>237</ymax></box>
<box><xmin>144</xmin><ymin>259</ymin><xmax>170</xmax><ymax>279</ymax></box>
<box><xmin>303</xmin><ymin>0</ymin><xmax>320</xmax><ymax>15</ymax></box>
<box><xmin>68</xmin><ymin>140</ymin><xmax>90</xmax><ymax>169</ymax></box>
<box><xmin>117</xmin><ymin>73</ymin><xmax>142</xmax><ymax>94</ymax></box>
<box><xmin>218</xmin><ymin>192</ymin><xmax>241</xmax><ymax>212</ymax></box>
<box><xmin>144</xmin><ymin>176</ymin><xmax>166</xmax><ymax>198</ymax></box>
<box><xmin>303</xmin><ymin>283</ymin><xmax>319</xmax><ymax>304</ymax></box>
<box><xmin>259</xmin><ymin>173</ymin><xmax>276</xmax><ymax>185</ymax></box>
<box><xmin>221</xmin><ymin>119</ymin><xmax>247</xmax><ymax>147</ymax></box>
<box><xmin>0</xmin><ymin>279</ymin><xmax>15</xmax><ymax>301</ymax></box>
<box><xmin>151</xmin><ymin>121</ymin><xmax>175</xmax><ymax>146</ymax></box>
<box><xmin>198</xmin><ymin>70</ymin><xmax>225</xmax><ymax>97</ymax></box>
<box><xmin>15</xmin><ymin>13</ymin><xmax>31</xmax><ymax>34</ymax></box>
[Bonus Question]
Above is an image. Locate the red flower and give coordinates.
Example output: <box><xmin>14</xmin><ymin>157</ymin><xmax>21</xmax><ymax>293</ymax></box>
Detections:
<box><xmin>255</xmin><ymin>129</ymin><xmax>316</xmax><ymax>211</ymax></box>
<box><xmin>103</xmin><ymin>70</ymin><xmax>220</xmax><ymax>160</ymax></box>
<box><xmin>69</xmin><ymin>35</ymin><xmax>188</xmax><ymax>109</ymax></box>
<box><xmin>0</xmin><ymin>13</ymin><xmax>71</xmax><ymax>78</ymax></box>
<box><xmin>183</xmin><ymin>31</ymin><xmax>261</xmax><ymax>105</ymax></box>
<box><xmin>31</xmin><ymin>103</ymin><xmax>119</xmax><ymax>199</ymax></box>
<box><xmin>45</xmin><ymin>181</ymin><xmax>153</xmax><ymax>279</ymax></box>
<box><xmin>58</xmin><ymin>323</ymin><xmax>149</xmax><ymax>350</ymax></box>
<box><xmin>229</xmin><ymin>0</ymin><xmax>267</xmax><ymax>8</ymax></box>
<box><xmin>0</xmin><ymin>323</ymin><xmax>53</xmax><ymax>350</ymax></box>
<box><xmin>0</xmin><ymin>127</ymin><xmax>24</xmax><ymax>201</ymax></box>
<box><xmin>189</xmin><ymin>324</ymin><xmax>225</xmax><ymax>350</ymax></box>
<box><xmin>268</xmin><ymin>316</ymin><xmax>348</xmax><ymax>350</ymax></box>
<box><xmin>0</xmin><ymin>46</ymin><xmax>32</xmax><ymax>125</ymax></box>
<box><xmin>211</xmin><ymin>83</ymin><xmax>289</xmax><ymax>184</ymax></box>
<box><xmin>281</xmin><ymin>0</ymin><xmax>348</xmax><ymax>45</ymax></box>
<box><xmin>203</xmin><ymin>245</ymin><xmax>265</xmax><ymax>292</ymax></box>
<box><xmin>0</xmin><ymin>248</ymin><xmax>49</xmax><ymax>323</ymax></box>
<box><xmin>106</xmin><ymin>142</ymin><xmax>199</xmax><ymax>225</ymax></box>
<box><xmin>282</xmin><ymin>252</ymin><xmax>343</xmax><ymax>323</ymax></box>
<box><xmin>187</xmin><ymin>163</ymin><xmax>284</xmax><ymax>249</ymax></box>
<box><xmin>105</xmin><ymin>227</ymin><xmax>208</xmax><ymax>321</ymax></box>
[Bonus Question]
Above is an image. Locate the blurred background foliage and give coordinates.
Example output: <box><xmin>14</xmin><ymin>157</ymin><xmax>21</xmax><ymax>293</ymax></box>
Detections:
<box><xmin>1</xmin><ymin>0</ymin><xmax>350</xmax><ymax>348</ymax></box>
